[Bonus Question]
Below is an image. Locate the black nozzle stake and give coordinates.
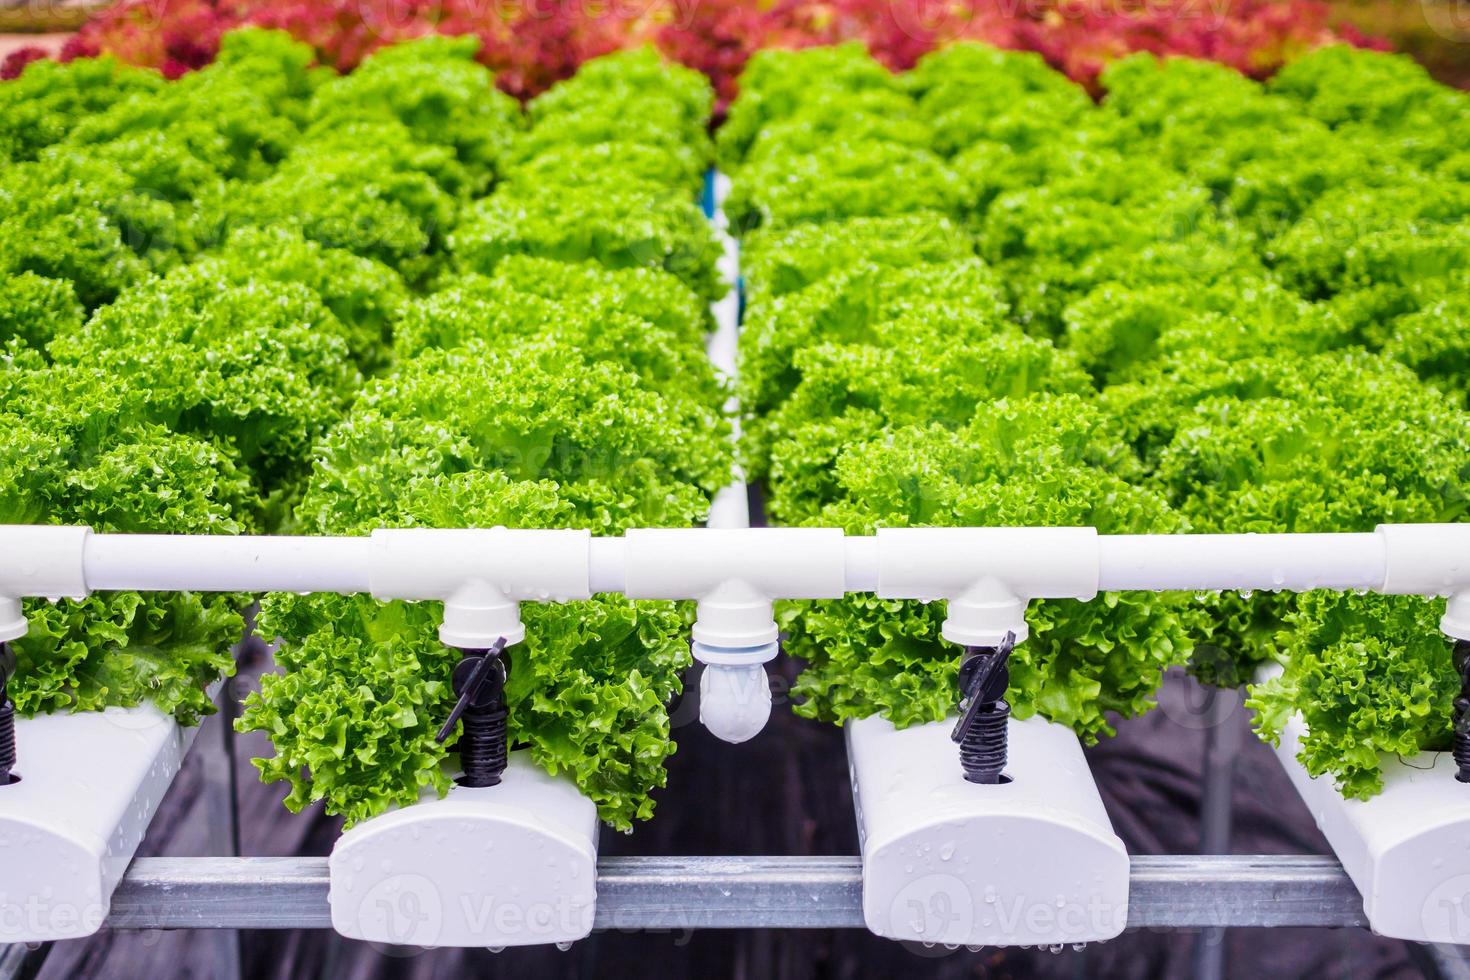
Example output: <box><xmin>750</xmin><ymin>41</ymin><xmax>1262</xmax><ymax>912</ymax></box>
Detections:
<box><xmin>1453</xmin><ymin>640</ymin><xmax>1470</xmax><ymax>784</ymax></box>
<box><xmin>951</xmin><ymin>631</ymin><xmax>1015</xmax><ymax>785</ymax></box>
<box><xmin>435</xmin><ymin>638</ymin><xmax>509</xmax><ymax>788</ymax></box>
<box><xmin>0</xmin><ymin>642</ymin><xmax>16</xmax><ymax>786</ymax></box>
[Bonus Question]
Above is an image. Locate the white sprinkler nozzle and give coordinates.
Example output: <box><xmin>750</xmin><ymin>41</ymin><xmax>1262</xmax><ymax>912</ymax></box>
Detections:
<box><xmin>692</xmin><ymin>580</ymin><xmax>778</xmax><ymax>743</ymax></box>
<box><xmin>697</xmin><ymin>648</ymin><xmax>777</xmax><ymax>744</ymax></box>
<box><xmin>623</xmin><ymin>528</ymin><xmax>847</xmax><ymax>743</ymax></box>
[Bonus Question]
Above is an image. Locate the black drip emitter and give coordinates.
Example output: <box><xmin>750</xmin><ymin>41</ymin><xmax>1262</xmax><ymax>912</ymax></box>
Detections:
<box><xmin>435</xmin><ymin>636</ymin><xmax>510</xmax><ymax>788</ymax></box>
<box><xmin>0</xmin><ymin>642</ymin><xmax>14</xmax><ymax>785</ymax></box>
<box><xmin>952</xmin><ymin>630</ymin><xmax>1015</xmax><ymax>785</ymax></box>
<box><xmin>1452</xmin><ymin>640</ymin><xmax>1470</xmax><ymax>784</ymax></box>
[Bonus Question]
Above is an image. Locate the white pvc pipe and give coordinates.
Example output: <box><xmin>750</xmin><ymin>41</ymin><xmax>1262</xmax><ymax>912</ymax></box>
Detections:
<box><xmin>83</xmin><ymin>534</ymin><xmax>374</xmax><ymax>594</ymax></box>
<box><xmin>588</xmin><ymin>536</ymin><xmax>628</xmax><ymax>594</ymax></box>
<box><xmin>0</xmin><ymin>525</ymin><xmax>1465</xmax><ymax>603</ymax></box>
<box><xmin>1096</xmin><ymin>533</ymin><xmax>1386</xmax><ymax>593</ymax></box>
<box><xmin>694</xmin><ymin>171</ymin><xmax>778</xmax><ymax>744</ymax></box>
<box><xmin>705</xmin><ymin>171</ymin><xmax>750</xmax><ymax>535</ymax></box>
<box><xmin>705</xmin><ymin>171</ymin><xmax>741</xmax><ymax>394</ymax></box>
<box><xmin>74</xmin><ymin>530</ymin><xmax>1392</xmax><ymax>596</ymax></box>
<box><xmin>708</xmin><ymin>483</ymin><xmax>750</xmax><ymax>531</ymax></box>
<box><xmin>844</xmin><ymin>536</ymin><xmax>880</xmax><ymax>592</ymax></box>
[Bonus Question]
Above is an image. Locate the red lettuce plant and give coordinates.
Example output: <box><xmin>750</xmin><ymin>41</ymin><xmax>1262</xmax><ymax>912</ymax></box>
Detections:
<box><xmin>0</xmin><ymin>46</ymin><xmax>48</xmax><ymax>80</ymax></box>
<box><xmin>13</xmin><ymin>0</ymin><xmax>1386</xmax><ymax>105</ymax></box>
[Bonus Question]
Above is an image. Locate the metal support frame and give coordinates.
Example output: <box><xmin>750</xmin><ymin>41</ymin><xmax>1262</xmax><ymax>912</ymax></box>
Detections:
<box><xmin>1193</xmin><ymin>686</ymin><xmax>1246</xmax><ymax>980</ymax></box>
<box><xmin>198</xmin><ymin>656</ymin><xmax>244</xmax><ymax>980</ymax></box>
<box><xmin>0</xmin><ymin>943</ymin><xmax>42</xmax><ymax>980</ymax></box>
<box><xmin>101</xmin><ymin>854</ymin><xmax>1369</xmax><ymax>932</ymax></box>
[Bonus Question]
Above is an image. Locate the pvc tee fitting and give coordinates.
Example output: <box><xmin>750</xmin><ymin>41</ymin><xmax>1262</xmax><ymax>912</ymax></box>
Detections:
<box><xmin>369</xmin><ymin>528</ymin><xmax>593</xmax><ymax>649</ymax></box>
<box><xmin>622</xmin><ymin>528</ymin><xmax>847</xmax><ymax>743</ymax></box>
<box><xmin>1377</xmin><ymin>524</ymin><xmax>1470</xmax><ymax>641</ymax></box>
<box><xmin>875</xmin><ymin>527</ymin><xmax>1100</xmax><ymax>647</ymax></box>
<box><xmin>0</xmin><ymin>526</ymin><xmax>92</xmax><ymax>643</ymax></box>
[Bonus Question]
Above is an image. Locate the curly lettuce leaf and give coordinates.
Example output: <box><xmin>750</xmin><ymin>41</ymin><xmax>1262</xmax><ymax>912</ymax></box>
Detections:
<box><xmin>0</xmin><ymin>56</ymin><xmax>163</xmax><ymax>163</ymax></box>
<box><xmin>718</xmin><ymin>44</ymin><xmax>905</xmax><ymax>167</ymax></box>
<box><xmin>740</xmin><ymin>213</ymin><xmax>974</xmax><ymax>306</ymax></box>
<box><xmin>307</xmin><ymin>35</ymin><xmax>520</xmax><ymax>192</ymax></box>
<box><xmin>48</xmin><ymin>268</ymin><xmax>360</xmax><ymax>493</ymax></box>
<box><xmin>0</xmin><ymin>272</ymin><xmax>83</xmax><ymax>352</ymax></box>
<box><xmin>787</xmin><ymin>396</ymin><xmax>1187</xmax><ymax>740</ymax></box>
<box><xmin>0</xmin><ymin>408</ymin><xmax>252</xmax><ymax>721</ymax></box>
<box><xmin>245</xmin><ymin>453</ymin><xmax>706</xmax><ymax>827</ymax></box>
<box><xmin>1249</xmin><ymin>593</ymin><xmax>1457</xmax><ymax>799</ymax></box>
<box><xmin>450</xmin><ymin>184</ymin><xmax>724</xmax><ymax>302</ymax></box>
<box><xmin>726</xmin><ymin>141</ymin><xmax>966</xmax><ymax>233</ymax></box>
<box><xmin>738</xmin><ymin>258</ymin><xmax>1008</xmax><ymax>419</ymax></box>
<box><xmin>762</xmin><ymin>326</ymin><xmax>1092</xmax><ymax>520</ymax></box>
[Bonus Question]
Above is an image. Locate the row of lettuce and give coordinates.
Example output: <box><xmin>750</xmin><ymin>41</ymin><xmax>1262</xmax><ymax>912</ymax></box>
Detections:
<box><xmin>725</xmin><ymin>43</ymin><xmax>1470</xmax><ymax>799</ymax></box>
<box><xmin>3</xmin><ymin>28</ymin><xmax>1467</xmax><ymax>821</ymax></box>
<box><xmin>0</xmin><ymin>30</ymin><xmax>730</xmax><ymax>828</ymax></box>
<box><xmin>4</xmin><ymin>0</ymin><xmax>1381</xmax><ymax>110</ymax></box>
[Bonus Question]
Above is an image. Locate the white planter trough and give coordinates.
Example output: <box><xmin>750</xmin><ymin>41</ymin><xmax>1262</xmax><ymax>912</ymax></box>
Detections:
<box><xmin>328</xmin><ymin>750</ymin><xmax>599</xmax><ymax>949</ymax></box>
<box><xmin>1266</xmin><ymin>688</ymin><xmax>1470</xmax><ymax>943</ymax></box>
<box><xmin>0</xmin><ymin>705</ymin><xmax>196</xmax><ymax>941</ymax></box>
<box><xmin>847</xmin><ymin>713</ymin><xmax>1129</xmax><ymax>947</ymax></box>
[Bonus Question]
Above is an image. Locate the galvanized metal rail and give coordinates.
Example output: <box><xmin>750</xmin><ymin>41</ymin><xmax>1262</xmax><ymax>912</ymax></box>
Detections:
<box><xmin>103</xmin><ymin>854</ymin><xmax>1368</xmax><ymax>932</ymax></box>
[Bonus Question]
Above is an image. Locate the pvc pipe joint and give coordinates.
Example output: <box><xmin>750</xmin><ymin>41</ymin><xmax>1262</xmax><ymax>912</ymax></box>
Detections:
<box><xmin>0</xmin><ymin>597</ymin><xmax>24</xmax><ymax>646</ymax></box>
<box><xmin>0</xmin><ymin>525</ymin><xmax>92</xmax><ymax>642</ymax></box>
<box><xmin>694</xmin><ymin>579</ymin><xmax>783</xmax><ymax>649</ymax></box>
<box><xmin>369</xmin><ymin>528</ymin><xmax>592</xmax><ymax>649</ymax></box>
<box><xmin>623</xmin><ymin>525</ymin><xmax>849</xmax><ymax>604</ymax></box>
<box><xmin>1377</xmin><ymin>524</ymin><xmax>1470</xmax><ymax>641</ymax></box>
<box><xmin>876</xmin><ymin>527</ymin><xmax>1099</xmax><ymax>646</ymax></box>
<box><xmin>623</xmin><ymin>528</ymin><xmax>845</xmax><ymax>743</ymax></box>
<box><xmin>1445</xmin><ymin>595</ymin><xmax>1470</xmax><ymax>644</ymax></box>
<box><xmin>623</xmin><ymin>527</ymin><xmax>847</xmax><ymax>644</ymax></box>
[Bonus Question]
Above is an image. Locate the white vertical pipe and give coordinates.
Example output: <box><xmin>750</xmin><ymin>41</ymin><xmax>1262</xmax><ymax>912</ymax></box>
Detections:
<box><xmin>707</xmin><ymin>171</ymin><xmax>748</xmax><ymax>534</ymax></box>
<box><xmin>696</xmin><ymin>170</ymin><xmax>772</xmax><ymax>744</ymax></box>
